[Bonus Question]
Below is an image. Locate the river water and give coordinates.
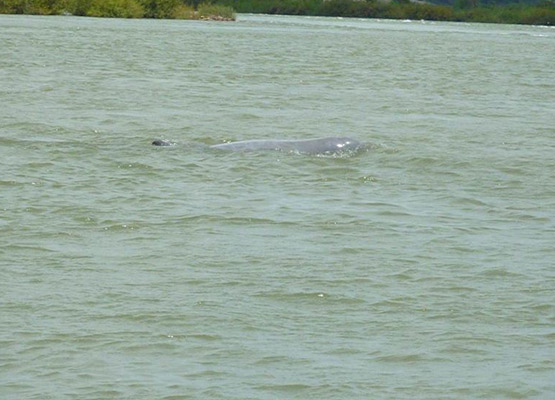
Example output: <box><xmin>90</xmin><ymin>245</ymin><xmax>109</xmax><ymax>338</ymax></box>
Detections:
<box><xmin>1</xmin><ymin>13</ymin><xmax>554</xmax><ymax>399</ymax></box>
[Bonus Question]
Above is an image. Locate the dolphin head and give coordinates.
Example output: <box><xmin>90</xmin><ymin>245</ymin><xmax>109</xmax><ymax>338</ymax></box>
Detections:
<box><xmin>152</xmin><ymin>139</ymin><xmax>172</xmax><ymax>146</ymax></box>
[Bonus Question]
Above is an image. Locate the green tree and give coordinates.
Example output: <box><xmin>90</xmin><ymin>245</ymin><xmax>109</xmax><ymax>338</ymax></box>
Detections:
<box><xmin>454</xmin><ymin>0</ymin><xmax>480</xmax><ymax>9</ymax></box>
<box><xmin>87</xmin><ymin>0</ymin><xmax>144</xmax><ymax>17</ymax></box>
<box><xmin>138</xmin><ymin>0</ymin><xmax>180</xmax><ymax>18</ymax></box>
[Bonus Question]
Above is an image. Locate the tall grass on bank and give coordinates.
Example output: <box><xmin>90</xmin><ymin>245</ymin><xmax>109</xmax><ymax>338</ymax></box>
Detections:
<box><xmin>217</xmin><ymin>0</ymin><xmax>554</xmax><ymax>25</ymax></box>
<box><xmin>0</xmin><ymin>0</ymin><xmax>235</xmax><ymax>19</ymax></box>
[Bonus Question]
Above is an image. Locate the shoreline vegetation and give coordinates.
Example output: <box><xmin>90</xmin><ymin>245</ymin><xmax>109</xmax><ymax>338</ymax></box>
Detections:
<box><xmin>0</xmin><ymin>0</ymin><xmax>236</xmax><ymax>20</ymax></box>
<box><xmin>222</xmin><ymin>0</ymin><xmax>555</xmax><ymax>25</ymax></box>
<box><xmin>0</xmin><ymin>0</ymin><xmax>553</xmax><ymax>25</ymax></box>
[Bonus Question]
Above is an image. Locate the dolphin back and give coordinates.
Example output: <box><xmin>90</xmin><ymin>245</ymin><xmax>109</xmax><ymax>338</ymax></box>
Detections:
<box><xmin>210</xmin><ymin>137</ymin><xmax>361</xmax><ymax>154</ymax></box>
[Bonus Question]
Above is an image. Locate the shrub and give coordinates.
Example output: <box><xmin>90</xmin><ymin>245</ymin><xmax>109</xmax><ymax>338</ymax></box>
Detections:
<box><xmin>87</xmin><ymin>0</ymin><xmax>144</xmax><ymax>17</ymax></box>
<box><xmin>197</xmin><ymin>2</ymin><xmax>235</xmax><ymax>19</ymax></box>
<box><xmin>71</xmin><ymin>0</ymin><xmax>94</xmax><ymax>15</ymax></box>
<box><xmin>171</xmin><ymin>3</ymin><xmax>195</xmax><ymax>19</ymax></box>
<box><xmin>24</xmin><ymin>0</ymin><xmax>75</xmax><ymax>14</ymax></box>
<box><xmin>138</xmin><ymin>0</ymin><xmax>181</xmax><ymax>18</ymax></box>
<box><xmin>27</xmin><ymin>0</ymin><xmax>53</xmax><ymax>14</ymax></box>
<box><xmin>520</xmin><ymin>6</ymin><xmax>555</xmax><ymax>25</ymax></box>
<box><xmin>0</xmin><ymin>0</ymin><xmax>27</xmax><ymax>13</ymax></box>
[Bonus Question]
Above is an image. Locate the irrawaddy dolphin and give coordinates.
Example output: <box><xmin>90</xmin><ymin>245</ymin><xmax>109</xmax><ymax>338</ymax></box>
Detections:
<box><xmin>152</xmin><ymin>137</ymin><xmax>362</xmax><ymax>155</ymax></box>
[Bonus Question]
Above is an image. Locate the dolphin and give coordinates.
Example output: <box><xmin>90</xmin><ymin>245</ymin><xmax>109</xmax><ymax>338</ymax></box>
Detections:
<box><xmin>152</xmin><ymin>137</ymin><xmax>362</xmax><ymax>155</ymax></box>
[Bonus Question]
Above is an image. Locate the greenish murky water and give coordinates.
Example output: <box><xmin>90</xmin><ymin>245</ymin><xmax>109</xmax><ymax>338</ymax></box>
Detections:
<box><xmin>1</xmin><ymin>14</ymin><xmax>554</xmax><ymax>399</ymax></box>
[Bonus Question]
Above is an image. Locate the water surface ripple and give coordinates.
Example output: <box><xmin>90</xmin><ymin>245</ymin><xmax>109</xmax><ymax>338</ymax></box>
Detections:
<box><xmin>1</xmin><ymin>14</ymin><xmax>555</xmax><ymax>399</ymax></box>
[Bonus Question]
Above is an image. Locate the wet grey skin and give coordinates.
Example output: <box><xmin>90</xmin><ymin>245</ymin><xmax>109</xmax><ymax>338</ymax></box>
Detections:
<box><xmin>152</xmin><ymin>137</ymin><xmax>362</xmax><ymax>154</ymax></box>
<box><xmin>152</xmin><ymin>139</ymin><xmax>173</xmax><ymax>146</ymax></box>
<box><xmin>210</xmin><ymin>137</ymin><xmax>361</xmax><ymax>154</ymax></box>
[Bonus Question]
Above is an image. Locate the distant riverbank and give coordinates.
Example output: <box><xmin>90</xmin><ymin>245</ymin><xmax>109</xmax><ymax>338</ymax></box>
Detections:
<box><xmin>1</xmin><ymin>0</ymin><xmax>553</xmax><ymax>25</ymax></box>
<box><xmin>218</xmin><ymin>0</ymin><xmax>554</xmax><ymax>26</ymax></box>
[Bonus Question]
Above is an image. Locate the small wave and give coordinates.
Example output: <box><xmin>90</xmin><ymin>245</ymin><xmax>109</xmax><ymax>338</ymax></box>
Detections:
<box><xmin>373</xmin><ymin>353</ymin><xmax>427</xmax><ymax>362</ymax></box>
<box><xmin>254</xmin><ymin>383</ymin><xmax>312</xmax><ymax>391</ymax></box>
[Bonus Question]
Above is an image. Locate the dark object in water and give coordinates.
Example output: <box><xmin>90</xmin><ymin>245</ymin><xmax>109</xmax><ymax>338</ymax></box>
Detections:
<box><xmin>152</xmin><ymin>139</ymin><xmax>172</xmax><ymax>146</ymax></box>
